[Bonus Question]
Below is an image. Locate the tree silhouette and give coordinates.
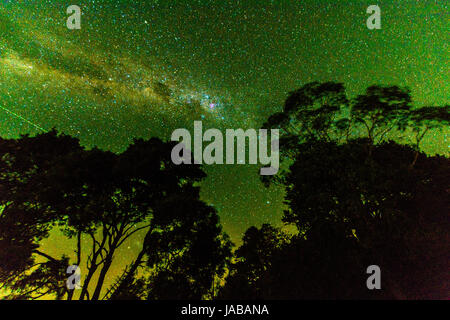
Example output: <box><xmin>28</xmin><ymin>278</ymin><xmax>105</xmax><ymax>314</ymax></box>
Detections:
<box><xmin>0</xmin><ymin>131</ymin><xmax>83</xmax><ymax>299</ymax></box>
<box><xmin>1</xmin><ymin>82</ymin><xmax>448</xmax><ymax>300</ymax></box>
<box><xmin>0</xmin><ymin>131</ymin><xmax>232</xmax><ymax>300</ymax></box>
<box><xmin>109</xmin><ymin>193</ymin><xmax>232</xmax><ymax>300</ymax></box>
<box><xmin>222</xmin><ymin>82</ymin><xmax>449</xmax><ymax>299</ymax></box>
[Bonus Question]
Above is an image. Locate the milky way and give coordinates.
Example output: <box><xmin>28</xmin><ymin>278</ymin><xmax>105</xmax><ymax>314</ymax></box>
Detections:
<box><xmin>0</xmin><ymin>1</ymin><xmax>448</xmax><ymax>284</ymax></box>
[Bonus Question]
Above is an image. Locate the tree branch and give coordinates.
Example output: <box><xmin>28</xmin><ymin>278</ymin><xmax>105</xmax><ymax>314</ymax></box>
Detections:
<box><xmin>33</xmin><ymin>250</ymin><xmax>58</xmax><ymax>262</ymax></box>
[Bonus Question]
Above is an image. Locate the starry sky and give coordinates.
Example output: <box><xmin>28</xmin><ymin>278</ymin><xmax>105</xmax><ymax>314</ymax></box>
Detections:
<box><xmin>0</xmin><ymin>0</ymin><xmax>449</xmax><ymax>291</ymax></box>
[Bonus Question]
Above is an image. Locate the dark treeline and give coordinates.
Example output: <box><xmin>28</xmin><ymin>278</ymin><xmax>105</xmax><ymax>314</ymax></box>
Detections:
<box><xmin>0</xmin><ymin>82</ymin><xmax>449</xmax><ymax>300</ymax></box>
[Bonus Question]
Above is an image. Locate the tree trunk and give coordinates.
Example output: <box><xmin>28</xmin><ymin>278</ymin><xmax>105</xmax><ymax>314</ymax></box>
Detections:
<box><xmin>91</xmin><ymin>257</ymin><xmax>113</xmax><ymax>300</ymax></box>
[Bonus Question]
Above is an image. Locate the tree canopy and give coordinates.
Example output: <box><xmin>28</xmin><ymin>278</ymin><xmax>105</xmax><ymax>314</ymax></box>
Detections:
<box><xmin>0</xmin><ymin>131</ymin><xmax>232</xmax><ymax>300</ymax></box>
<box><xmin>222</xmin><ymin>82</ymin><xmax>449</xmax><ymax>299</ymax></box>
<box><xmin>1</xmin><ymin>82</ymin><xmax>448</xmax><ymax>300</ymax></box>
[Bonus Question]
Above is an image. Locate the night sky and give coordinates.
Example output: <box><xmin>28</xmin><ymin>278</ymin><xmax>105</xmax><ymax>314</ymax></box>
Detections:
<box><xmin>0</xmin><ymin>1</ymin><xmax>448</xmax><ymax>289</ymax></box>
